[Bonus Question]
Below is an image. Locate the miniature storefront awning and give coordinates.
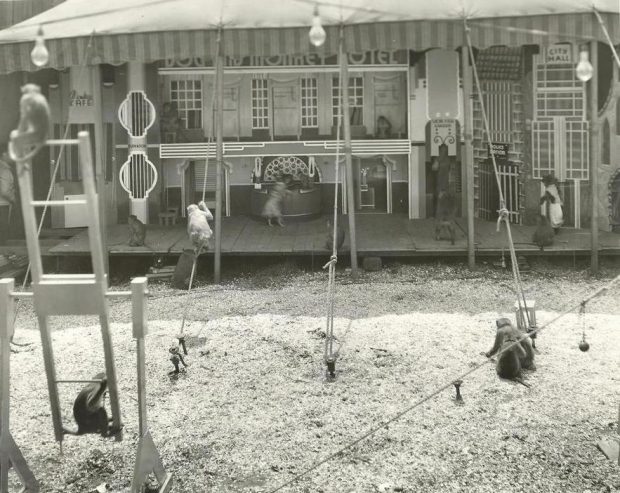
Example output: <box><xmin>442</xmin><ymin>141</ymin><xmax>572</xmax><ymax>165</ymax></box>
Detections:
<box><xmin>0</xmin><ymin>0</ymin><xmax>617</xmax><ymax>73</ymax></box>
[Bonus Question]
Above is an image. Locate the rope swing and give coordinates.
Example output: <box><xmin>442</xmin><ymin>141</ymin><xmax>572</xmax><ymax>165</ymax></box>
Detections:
<box><xmin>322</xmin><ymin>25</ymin><xmax>346</xmax><ymax>378</ymax></box>
<box><xmin>464</xmin><ymin>22</ymin><xmax>534</xmax><ymax>332</ymax></box>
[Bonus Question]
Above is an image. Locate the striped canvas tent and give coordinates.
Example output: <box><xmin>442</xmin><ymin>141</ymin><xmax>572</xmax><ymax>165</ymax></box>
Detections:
<box><xmin>0</xmin><ymin>0</ymin><xmax>617</xmax><ymax>73</ymax></box>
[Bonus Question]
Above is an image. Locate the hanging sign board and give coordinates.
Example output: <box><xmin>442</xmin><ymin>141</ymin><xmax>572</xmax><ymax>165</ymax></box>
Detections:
<box><xmin>544</xmin><ymin>45</ymin><xmax>573</xmax><ymax>64</ymax></box>
<box><xmin>427</xmin><ymin>118</ymin><xmax>458</xmax><ymax>157</ymax></box>
<box><xmin>488</xmin><ymin>143</ymin><xmax>510</xmax><ymax>159</ymax></box>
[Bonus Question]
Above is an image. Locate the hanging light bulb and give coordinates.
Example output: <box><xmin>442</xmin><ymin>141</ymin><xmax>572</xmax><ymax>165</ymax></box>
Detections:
<box><xmin>31</xmin><ymin>26</ymin><xmax>49</xmax><ymax>67</ymax></box>
<box><xmin>309</xmin><ymin>6</ymin><xmax>326</xmax><ymax>47</ymax></box>
<box><xmin>575</xmin><ymin>49</ymin><xmax>593</xmax><ymax>82</ymax></box>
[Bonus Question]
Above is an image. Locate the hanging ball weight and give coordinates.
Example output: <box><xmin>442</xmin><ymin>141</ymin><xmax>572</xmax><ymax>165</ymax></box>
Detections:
<box><xmin>578</xmin><ymin>340</ymin><xmax>590</xmax><ymax>352</ymax></box>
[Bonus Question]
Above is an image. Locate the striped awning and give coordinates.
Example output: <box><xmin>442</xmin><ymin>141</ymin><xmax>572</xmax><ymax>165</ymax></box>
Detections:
<box><xmin>0</xmin><ymin>11</ymin><xmax>618</xmax><ymax>73</ymax></box>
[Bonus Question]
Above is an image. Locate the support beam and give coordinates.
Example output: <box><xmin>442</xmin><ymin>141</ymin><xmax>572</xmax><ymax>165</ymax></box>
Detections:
<box><xmin>461</xmin><ymin>44</ymin><xmax>476</xmax><ymax>269</ymax></box>
<box><xmin>589</xmin><ymin>41</ymin><xmax>599</xmax><ymax>274</ymax></box>
<box><xmin>214</xmin><ymin>30</ymin><xmax>224</xmax><ymax>284</ymax></box>
<box><xmin>339</xmin><ymin>26</ymin><xmax>358</xmax><ymax>277</ymax></box>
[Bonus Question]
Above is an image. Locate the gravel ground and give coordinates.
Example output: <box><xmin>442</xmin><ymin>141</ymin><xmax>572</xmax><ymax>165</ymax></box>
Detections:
<box><xmin>5</xmin><ymin>256</ymin><xmax>620</xmax><ymax>492</ymax></box>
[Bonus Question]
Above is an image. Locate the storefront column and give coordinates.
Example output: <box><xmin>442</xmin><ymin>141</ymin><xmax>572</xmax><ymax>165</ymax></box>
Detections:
<box><xmin>461</xmin><ymin>44</ymin><xmax>476</xmax><ymax>269</ymax></box>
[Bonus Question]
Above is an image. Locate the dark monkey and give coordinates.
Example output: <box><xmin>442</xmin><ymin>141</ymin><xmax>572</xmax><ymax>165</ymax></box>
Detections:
<box><xmin>532</xmin><ymin>214</ymin><xmax>554</xmax><ymax>251</ymax></box>
<box><xmin>485</xmin><ymin>318</ymin><xmax>535</xmax><ymax>382</ymax></box>
<box><xmin>127</xmin><ymin>214</ymin><xmax>147</xmax><ymax>247</ymax></box>
<box><xmin>169</xmin><ymin>345</ymin><xmax>188</xmax><ymax>374</ymax></box>
<box><xmin>63</xmin><ymin>373</ymin><xmax>119</xmax><ymax>437</ymax></box>
<box><xmin>9</xmin><ymin>84</ymin><xmax>51</xmax><ymax>162</ymax></box>
<box><xmin>435</xmin><ymin>190</ymin><xmax>457</xmax><ymax>245</ymax></box>
<box><xmin>325</xmin><ymin>217</ymin><xmax>345</xmax><ymax>251</ymax></box>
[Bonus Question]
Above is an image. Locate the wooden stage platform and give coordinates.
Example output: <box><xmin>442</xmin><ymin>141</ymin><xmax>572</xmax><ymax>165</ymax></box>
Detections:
<box><xmin>46</xmin><ymin>214</ymin><xmax>620</xmax><ymax>258</ymax></box>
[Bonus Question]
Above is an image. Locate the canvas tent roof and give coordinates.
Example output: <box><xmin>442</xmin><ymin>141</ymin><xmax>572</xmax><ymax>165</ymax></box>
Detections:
<box><xmin>0</xmin><ymin>0</ymin><xmax>618</xmax><ymax>73</ymax></box>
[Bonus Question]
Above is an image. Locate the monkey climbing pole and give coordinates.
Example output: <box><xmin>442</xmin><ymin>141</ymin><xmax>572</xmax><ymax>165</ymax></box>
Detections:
<box><xmin>9</xmin><ymin>131</ymin><xmax>123</xmax><ymax>445</ymax></box>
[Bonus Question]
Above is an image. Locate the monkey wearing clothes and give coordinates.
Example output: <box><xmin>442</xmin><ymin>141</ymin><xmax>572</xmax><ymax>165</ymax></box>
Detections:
<box><xmin>186</xmin><ymin>200</ymin><xmax>213</xmax><ymax>254</ymax></box>
<box><xmin>485</xmin><ymin>318</ymin><xmax>536</xmax><ymax>381</ymax></box>
<box><xmin>9</xmin><ymin>84</ymin><xmax>51</xmax><ymax>163</ymax></box>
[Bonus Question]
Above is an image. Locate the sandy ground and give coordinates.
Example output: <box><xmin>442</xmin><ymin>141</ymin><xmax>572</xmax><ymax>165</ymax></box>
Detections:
<box><xmin>4</xmin><ymin>258</ymin><xmax>620</xmax><ymax>492</ymax></box>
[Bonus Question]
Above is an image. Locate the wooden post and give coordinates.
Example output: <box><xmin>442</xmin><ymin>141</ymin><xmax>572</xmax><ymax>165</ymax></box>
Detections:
<box><xmin>131</xmin><ymin>277</ymin><xmax>148</xmax><ymax>437</ymax></box>
<box><xmin>339</xmin><ymin>26</ymin><xmax>358</xmax><ymax>277</ymax></box>
<box><xmin>91</xmin><ymin>65</ymin><xmax>109</xmax><ymax>275</ymax></box>
<box><xmin>589</xmin><ymin>41</ymin><xmax>599</xmax><ymax>275</ymax></box>
<box><xmin>214</xmin><ymin>29</ymin><xmax>224</xmax><ymax>284</ymax></box>
<box><xmin>461</xmin><ymin>43</ymin><xmax>476</xmax><ymax>269</ymax></box>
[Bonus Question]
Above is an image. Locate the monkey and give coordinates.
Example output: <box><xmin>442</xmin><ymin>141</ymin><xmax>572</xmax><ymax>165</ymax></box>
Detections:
<box><xmin>532</xmin><ymin>214</ymin><xmax>554</xmax><ymax>251</ymax></box>
<box><xmin>9</xmin><ymin>84</ymin><xmax>51</xmax><ymax>163</ymax></box>
<box><xmin>169</xmin><ymin>345</ymin><xmax>188</xmax><ymax>374</ymax></box>
<box><xmin>435</xmin><ymin>190</ymin><xmax>457</xmax><ymax>245</ymax></box>
<box><xmin>63</xmin><ymin>373</ymin><xmax>120</xmax><ymax>437</ymax></box>
<box><xmin>128</xmin><ymin>214</ymin><xmax>147</xmax><ymax>247</ymax></box>
<box><xmin>325</xmin><ymin>217</ymin><xmax>345</xmax><ymax>251</ymax></box>
<box><xmin>485</xmin><ymin>318</ymin><xmax>536</xmax><ymax>382</ymax></box>
<box><xmin>186</xmin><ymin>200</ymin><xmax>213</xmax><ymax>254</ymax></box>
<box><xmin>261</xmin><ymin>180</ymin><xmax>290</xmax><ymax>227</ymax></box>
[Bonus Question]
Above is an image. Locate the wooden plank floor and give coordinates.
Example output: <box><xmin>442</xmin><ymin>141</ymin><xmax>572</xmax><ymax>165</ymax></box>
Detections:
<box><xmin>46</xmin><ymin>214</ymin><xmax>620</xmax><ymax>257</ymax></box>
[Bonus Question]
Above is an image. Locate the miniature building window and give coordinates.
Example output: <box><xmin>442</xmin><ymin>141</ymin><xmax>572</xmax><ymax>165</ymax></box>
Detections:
<box><xmin>301</xmin><ymin>77</ymin><xmax>318</xmax><ymax>128</ymax></box>
<box><xmin>50</xmin><ymin>123</ymin><xmax>115</xmax><ymax>182</ymax></box>
<box><xmin>534</xmin><ymin>62</ymin><xmax>584</xmax><ymax>118</ymax></box>
<box><xmin>252</xmin><ymin>78</ymin><xmax>270</xmax><ymax>129</ymax></box>
<box><xmin>170</xmin><ymin>78</ymin><xmax>202</xmax><ymax>129</ymax></box>
<box><xmin>481</xmin><ymin>81</ymin><xmax>512</xmax><ymax>143</ymax></box>
<box><xmin>332</xmin><ymin>76</ymin><xmax>364</xmax><ymax>127</ymax></box>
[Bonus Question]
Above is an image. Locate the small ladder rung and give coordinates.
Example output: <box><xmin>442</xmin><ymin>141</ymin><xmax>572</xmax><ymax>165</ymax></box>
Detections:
<box><xmin>55</xmin><ymin>379</ymin><xmax>104</xmax><ymax>384</ymax></box>
<box><xmin>31</xmin><ymin>199</ymin><xmax>87</xmax><ymax>206</ymax></box>
<box><xmin>46</xmin><ymin>139</ymin><xmax>80</xmax><ymax>146</ymax></box>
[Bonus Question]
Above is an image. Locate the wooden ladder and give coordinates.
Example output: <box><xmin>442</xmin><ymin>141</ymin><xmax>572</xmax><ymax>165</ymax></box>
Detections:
<box><xmin>13</xmin><ymin>132</ymin><xmax>122</xmax><ymax>444</ymax></box>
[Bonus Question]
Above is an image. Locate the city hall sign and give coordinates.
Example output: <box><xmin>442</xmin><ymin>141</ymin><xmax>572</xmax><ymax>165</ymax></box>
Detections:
<box><xmin>162</xmin><ymin>49</ymin><xmax>408</xmax><ymax>68</ymax></box>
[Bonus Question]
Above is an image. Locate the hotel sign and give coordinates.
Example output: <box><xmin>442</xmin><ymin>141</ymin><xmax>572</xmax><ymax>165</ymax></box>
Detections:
<box><xmin>163</xmin><ymin>49</ymin><xmax>408</xmax><ymax>69</ymax></box>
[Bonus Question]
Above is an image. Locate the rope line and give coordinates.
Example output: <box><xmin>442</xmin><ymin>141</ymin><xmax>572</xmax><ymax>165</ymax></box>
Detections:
<box><xmin>323</xmin><ymin>24</ymin><xmax>345</xmax><ymax>365</ymax></box>
<box><xmin>464</xmin><ymin>21</ymin><xmax>533</xmax><ymax>330</ymax></box>
<box><xmin>267</xmin><ymin>273</ymin><xmax>620</xmax><ymax>493</ymax></box>
<box><xmin>593</xmin><ymin>9</ymin><xmax>620</xmax><ymax>69</ymax></box>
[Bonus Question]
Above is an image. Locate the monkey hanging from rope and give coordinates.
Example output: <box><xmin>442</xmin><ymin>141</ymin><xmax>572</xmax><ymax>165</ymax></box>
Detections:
<box><xmin>9</xmin><ymin>84</ymin><xmax>50</xmax><ymax>163</ymax></box>
<box><xmin>186</xmin><ymin>200</ymin><xmax>213</xmax><ymax>255</ymax></box>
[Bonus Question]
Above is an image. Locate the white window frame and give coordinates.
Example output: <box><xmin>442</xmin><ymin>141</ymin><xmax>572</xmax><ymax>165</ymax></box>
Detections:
<box><xmin>251</xmin><ymin>77</ymin><xmax>270</xmax><ymax>129</ymax></box>
<box><xmin>169</xmin><ymin>76</ymin><xmax>203</xmax><ymax>129</ymax></box>
<box><xmin>300</xmin><ymin>76</ymin><xmax>318</xmax><ymax>128</ymax></box>
<box><xmin>332</xmin><ymin>75</ymin><xmax>364</xmax><ymax>126</ymax></box>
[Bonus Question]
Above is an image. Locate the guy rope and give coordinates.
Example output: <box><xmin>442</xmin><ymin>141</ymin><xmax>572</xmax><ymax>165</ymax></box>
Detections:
<box><xmin>464</xmin><ymin>21</ymin><xmax>535</xmax><ymax>334</ymax></box>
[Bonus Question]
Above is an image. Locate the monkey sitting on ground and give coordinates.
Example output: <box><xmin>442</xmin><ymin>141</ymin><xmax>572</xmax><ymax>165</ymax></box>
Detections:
<box><xmin>63</xmin><ymin>373</ymin><xmax>120</xmax><ymax>437</ymax></box>
<box><xmin>262</xmin><ymin>180</ymin><xmax>290</xmax><ymax>227</ymax></box>
<box><xmin>187</xmin><ymin>200</ymin><xmax>213</xmax><ymax>254</ymax></box>
<box><xmin>127</xmin><ymin>214</ymin><xmax>147</xmax><ymax>247</ymax></box>
<box><xmin>485</xmin><ymin>318</ymin><xmax>536</xmax><ymax>382</ymax></box>
<box><xmin>325</xmin><ymin>217</ymin><xmax>345</xmax><ymax>251</ymax></box>
<box><xmin>435</xmin><ymin>190</ymin><xmax>457</xmax><ymax>245</ymax></box>
<box><xmin>9</xmin><ymin>84</ymin><xmax>51</xmax><ymax>163</ymax></box>
<box><xmin>532</xmin><ymin>214</ymin><xmax>554</xmax><ymax>251</ymax></box>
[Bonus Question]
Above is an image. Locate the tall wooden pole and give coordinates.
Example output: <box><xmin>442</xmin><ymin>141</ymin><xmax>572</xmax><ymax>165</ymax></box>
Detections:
<box><xmin>461</xmin><ymin>43</ymin><xmax>476</xmax><ymax>269</ymax></box>
<box><xmin>91</xmin><ymin>65</ymin><xmax>109</xmax><ymax>274</ymax></box>
<box><xmin>339</xmin><ymin>26</ymin><xmax>358</xmax><ymax>276</ymax></box>
<box><xmin>589</xmin><ymin>41</ymin><xmax>599</xmax><ymax>275</ymax></box>
<box><xmin>214</xmin><ymin>29</ymin><xmax>224</xmax><ymax>284</ymax></box>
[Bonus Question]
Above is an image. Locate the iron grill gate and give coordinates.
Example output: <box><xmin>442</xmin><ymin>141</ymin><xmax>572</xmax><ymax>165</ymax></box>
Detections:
<box><xmin>479</xmin><ymin>160</ymin><xmax>521</xmax><ymax>223</ymax></box>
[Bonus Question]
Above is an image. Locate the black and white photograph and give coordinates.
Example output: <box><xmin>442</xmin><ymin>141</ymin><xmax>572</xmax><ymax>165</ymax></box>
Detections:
<box><xmin>0</xmin><ymin>0</ymin><xmax>619</xmax><ymax>491</ymax></box>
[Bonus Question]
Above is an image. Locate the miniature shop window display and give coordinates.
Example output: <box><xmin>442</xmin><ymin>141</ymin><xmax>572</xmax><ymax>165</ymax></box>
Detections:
<box><xmin>250</xmin><ymin>156</ymin><xmax>322</xmax><ymax>219</ymax></box>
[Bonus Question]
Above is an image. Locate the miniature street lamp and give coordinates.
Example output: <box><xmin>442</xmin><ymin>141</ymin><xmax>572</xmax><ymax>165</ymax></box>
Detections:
<box><xmin>309</xmin><ymin>6</ymin><xmax>326</xmax><ymax>47</ymax></box>
<box><xmin>575</xmin><ymin>49</ymin><xmax>593</xmax><ymax>82</ymax></box>
<box><xmin>31</xmin><ymin>27</ymin><xmax>49</xmax><ymax>67</ymax></box>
